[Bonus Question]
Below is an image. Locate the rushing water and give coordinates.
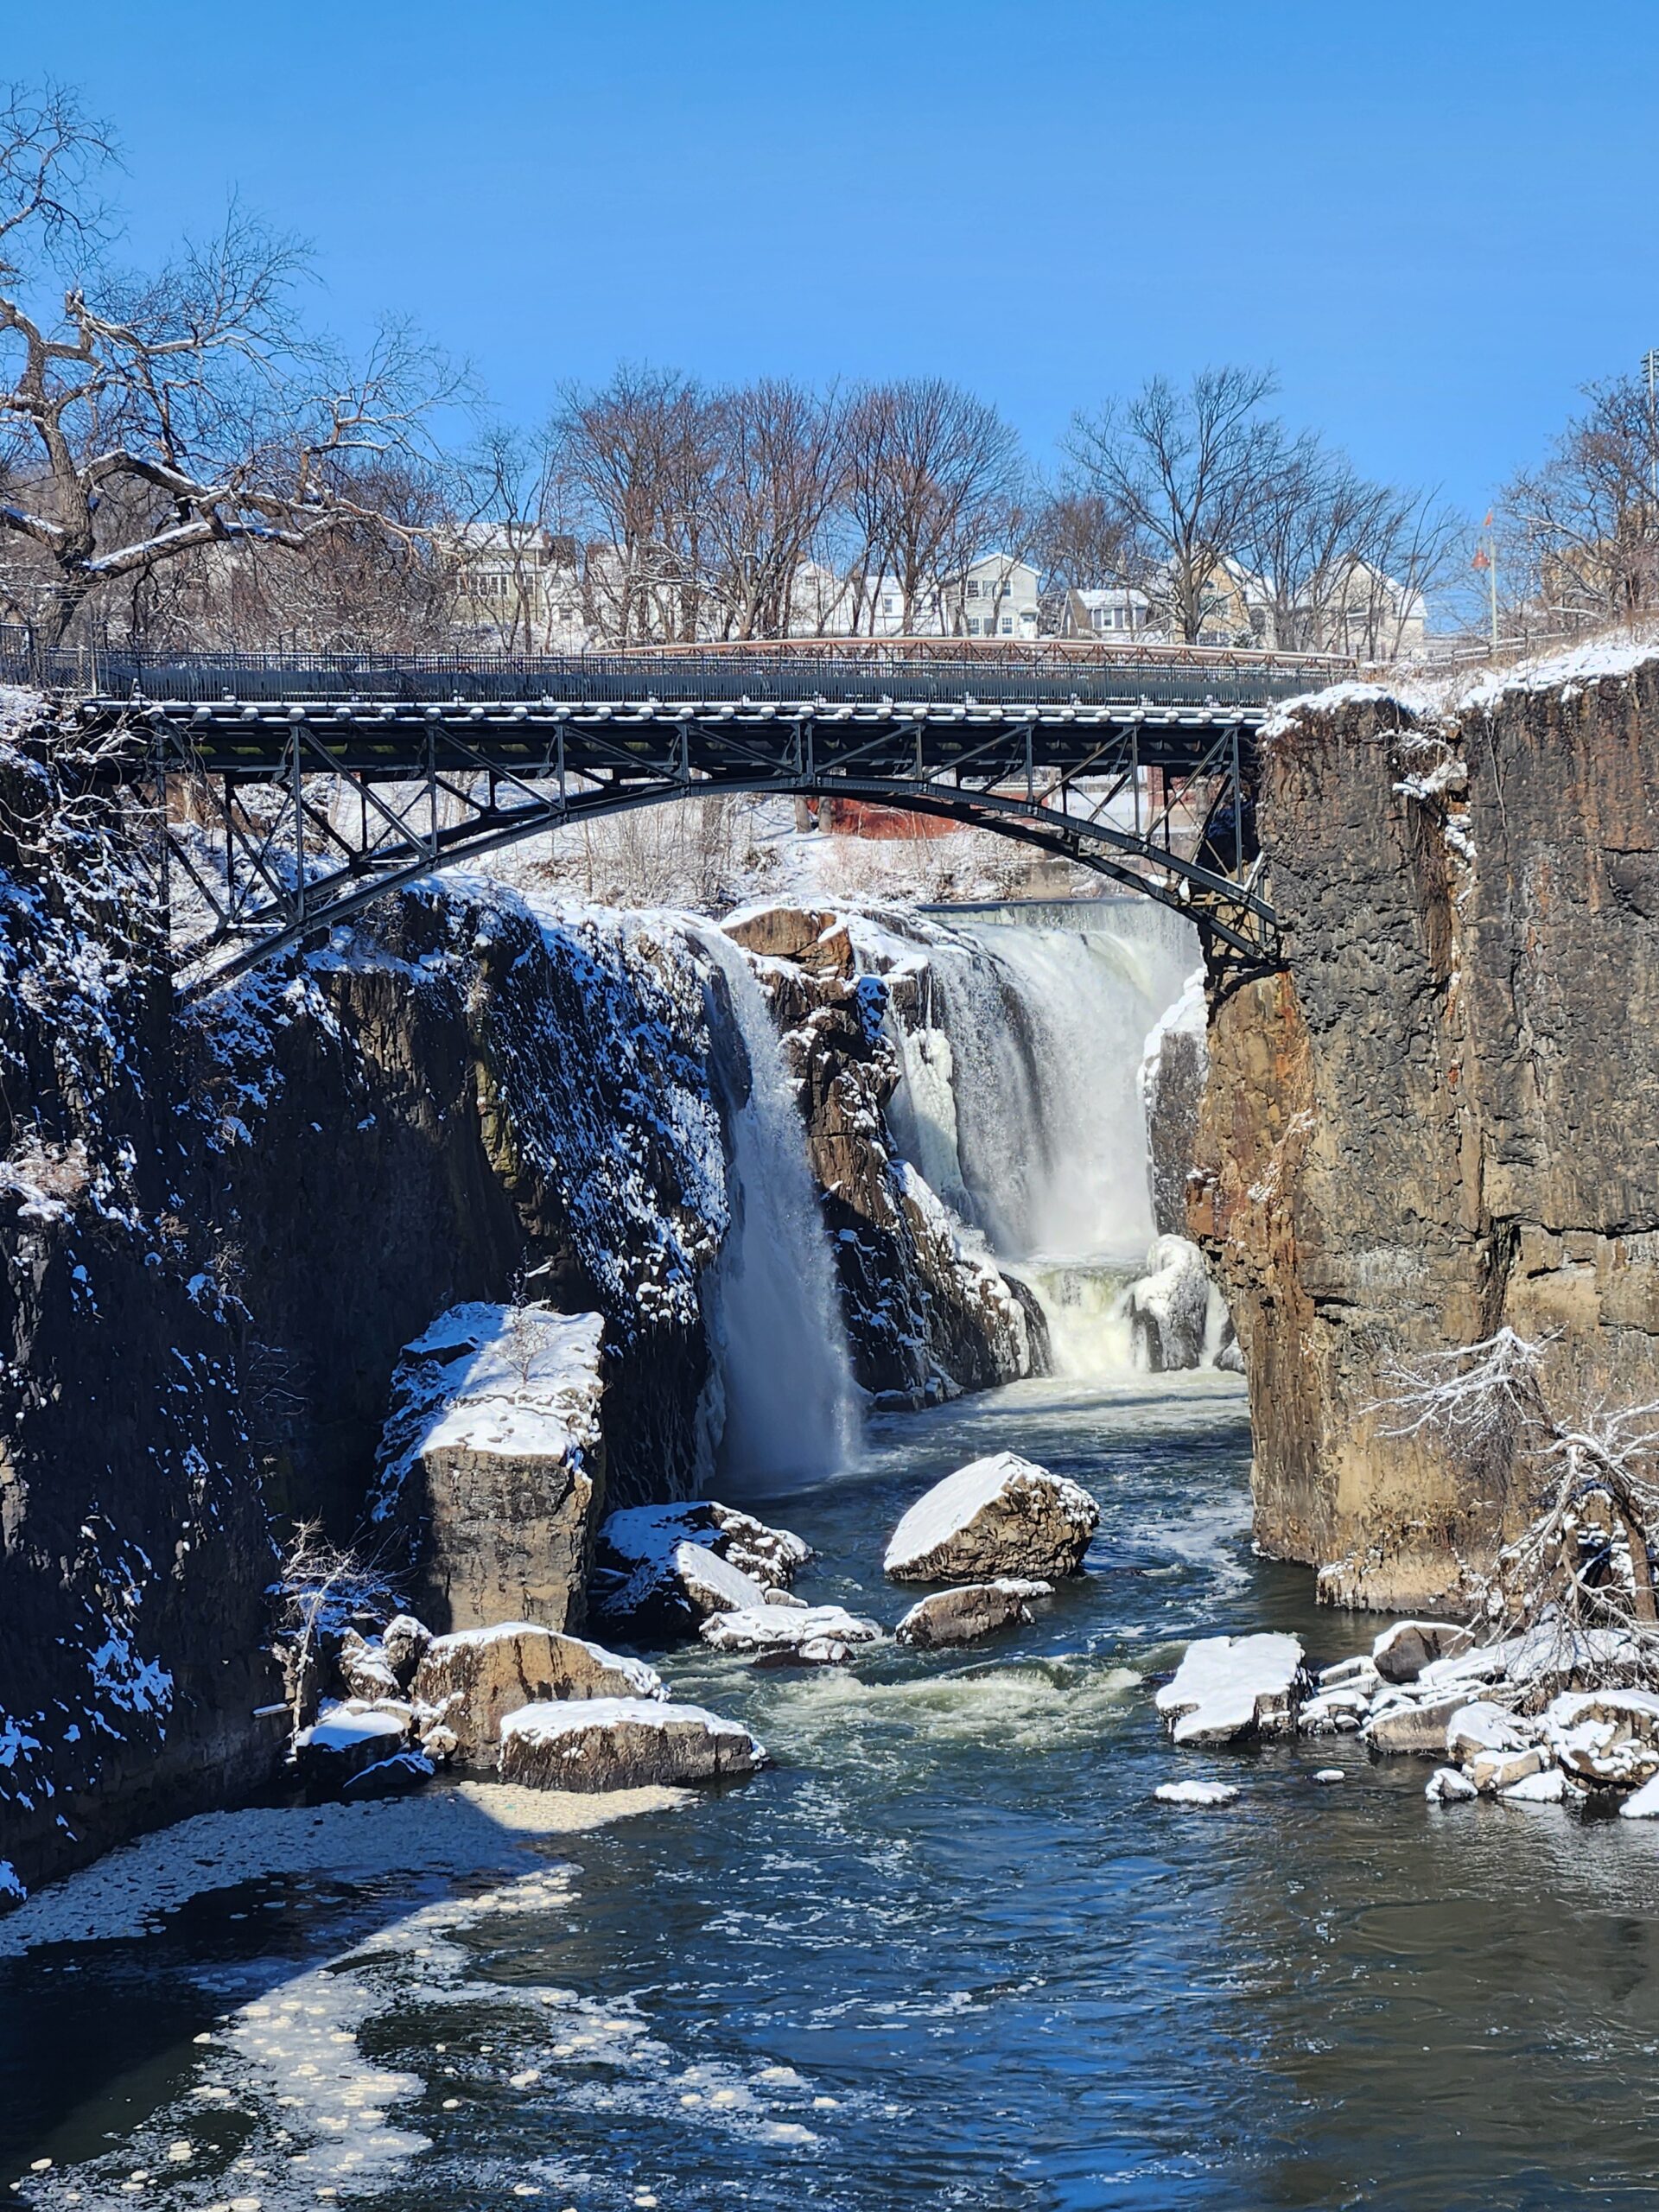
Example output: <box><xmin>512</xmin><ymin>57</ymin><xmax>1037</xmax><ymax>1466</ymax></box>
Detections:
<box><xmin>883</xmin><ymin>906</ymin><xmax>1195</xmax><ymax>1269</ymax></box>
<box><xmin>696</xmin><ymin>925</ymin><xmax>859</xmax><ymax>1485</ymax></box>
<box><xmin>9</xmin><ymin>1370</ymin><xmax>1659</xmax><ymax>2211</ymax></box>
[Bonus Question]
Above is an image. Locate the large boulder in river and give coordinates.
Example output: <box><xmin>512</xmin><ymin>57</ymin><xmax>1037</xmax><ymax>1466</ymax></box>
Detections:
<box><xmin>498</xmin><ymin>1696</ymin><xmax>768</xmax><ymax>1790</ymax></box>
<box><xmin>370</xmin><ymin>1303</ymin><xmax>607</xmax><ymax>1634</ymax></box>
<box><xmin>293</xmin><ymin>1703</ymin><xmax>411</xmax><ymax>1796</ymax></box>
<box><xmin>594</xmin><ymin>1499</ymin><xmax>810</xmax><ymax>1634</ymax></box>
<box><xmin>700</xmin><ymin>1604</ymin><xmax>882</xmax><ymax>1662</ymax></box>
<box><xmin>1372</xmin><ymin>1618</ymin><xmax>1473</xmax><ymax>1685</ymax></box>
<box><xmin>884</xmin><ymin>1452</ymin><xmax>1098</xmax><ymax>1585</ymax></box>
<box><xmin>895</xmin><ymin>1580</ymin><xmax>1050</xmax><ymax>1649</ymax></box>
<box><xmin>1155</xmin><ymin>1633</ymin><xmax>1306</xmax><ymax>1745</ymax></box>
<box><xmin>412</xmin><ymin>1621</ymin><xmax>663</xmax><ymax>1765</ymax></box>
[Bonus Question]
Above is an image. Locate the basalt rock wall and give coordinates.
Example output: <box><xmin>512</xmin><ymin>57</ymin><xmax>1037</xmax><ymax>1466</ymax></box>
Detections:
<box><xmin>1192</xmin><ymin>654</ymin><xmax>1659</xmax><ymax>1608</ymax></box>
<box><xmin>0</xmin><ymin>717</ymin><xmax>279</xmax><ymax>1902</ymax></box>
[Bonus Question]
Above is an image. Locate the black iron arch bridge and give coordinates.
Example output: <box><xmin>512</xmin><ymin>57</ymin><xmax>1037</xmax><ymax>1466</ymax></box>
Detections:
<box><xmin>44</xmin><ymin>639</ymin><xmax>1344</xmax><ymax>992</ymax></box>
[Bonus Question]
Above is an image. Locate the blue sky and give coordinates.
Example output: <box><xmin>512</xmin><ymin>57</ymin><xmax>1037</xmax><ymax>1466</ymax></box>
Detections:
<box><xmin>10</xmin><ymin>2</ymin><xmax>1657</xmax><ymax>516</ymax></box>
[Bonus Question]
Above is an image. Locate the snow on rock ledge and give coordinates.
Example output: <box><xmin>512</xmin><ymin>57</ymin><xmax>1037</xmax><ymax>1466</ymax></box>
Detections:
<box><xmin>594</xmin><ymin>1500</ymin><xmax>810</xmax><ymax>1635</ymax></box>
<box><xmin>411</xmin><ymin>1622</ymin><xmax>663</xmax><ymax>1765</ymax></box>
<box><xmin>1155</xmin><ymin>1633</ymin><xmax>1306</xmax><ymax>1745</ymax></box>
<box><xmin>372</xmin><ymin>1304</ymin><xmax>607</xmax><ymax>1634</ymax></box>
<box><xmin>498</xmin><ymin>1697</ymin><xmax>767</xmax><ymax>1792</ymax></box>
<box><xmin>1121</xmin><ymin>1236</ymin><xmax>1224</xmax><ymax>1374</ymax></box>
<box><xmin>883</xmin><ymin>1452</ymin><xmax>1098</xmax><ymax>1585</ymax></box>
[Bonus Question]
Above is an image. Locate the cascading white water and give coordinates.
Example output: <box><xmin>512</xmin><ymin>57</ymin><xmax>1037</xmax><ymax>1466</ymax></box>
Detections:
<box><xmin>695</xmin><ymin>927</ymin><xmax>860</xmax><ymax>1487</ymax></box>
<box><xmin>880</xmin><ymin>901</ymin><xmax>1198</xmax><ymax>1377</ymax></box>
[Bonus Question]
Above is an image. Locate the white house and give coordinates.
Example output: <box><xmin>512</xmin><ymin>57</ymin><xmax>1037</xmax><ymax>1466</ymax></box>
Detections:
<box><xmin>1058</xmin><ymin>586</ymin><xmax>1160</xmax><ymax>642</ymax></box>
<box><xmin>848</xmin><ymin>553</ymin><xmax>1040</xmax><ymax>639</ymax></box>
<box><xmin>450</xmin><ymin>524</ymin><xmax>587</xmax><ymax>650</ymax></box>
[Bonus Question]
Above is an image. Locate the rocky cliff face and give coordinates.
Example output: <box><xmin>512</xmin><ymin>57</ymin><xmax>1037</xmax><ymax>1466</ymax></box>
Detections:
<box><xmin>0</xmin><ymin>713</ymin><xmax>278</xmax><ymax>1901</ymax></box>
<box><xmin>189</xmin><ymin>890</ymin><xmax>728</xmax><ymax>1532</ymax></box>
<box><xmin>1192</xmin><ymin>648</ymin><xmax>1659</xmax><ymax>1609</ymax></box>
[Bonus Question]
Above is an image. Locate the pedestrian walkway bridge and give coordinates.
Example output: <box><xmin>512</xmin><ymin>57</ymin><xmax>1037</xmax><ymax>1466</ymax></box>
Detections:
<box><xmin>27</xmin><ymin>639</ymin><xmax>1348</xmax><ymax>988</ymax></box>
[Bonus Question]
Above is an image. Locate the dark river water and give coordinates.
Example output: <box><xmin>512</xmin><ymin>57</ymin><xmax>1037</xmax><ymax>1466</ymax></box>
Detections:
<box><xmin>7</xmin><ymin>1370</ymin><xmax>1659</xmax><ymax>2210</ymax></box>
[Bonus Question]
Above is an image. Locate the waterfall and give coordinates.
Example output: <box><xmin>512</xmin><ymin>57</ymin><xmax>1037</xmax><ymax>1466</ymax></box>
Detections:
<box><xmin>874</xmin><ymin>901</ymin><xmax>1198</xmax><ymax>1377</ymax></box>
<box><xmin>694</xmin><ymin>926</ymin><xmax>860</xmax><ymax>1488</ymax></box>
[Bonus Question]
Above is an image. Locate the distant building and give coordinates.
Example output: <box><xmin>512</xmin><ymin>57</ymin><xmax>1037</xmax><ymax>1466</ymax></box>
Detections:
<box><xmin>1058</xmin><ymin>586</ymin><xmax>1159</xmax><ymax>642</ymax></box>
<box><xmin>450</xmin><ymin>524</ymin><xmax>587</xmax><ymax>650</ymax></box>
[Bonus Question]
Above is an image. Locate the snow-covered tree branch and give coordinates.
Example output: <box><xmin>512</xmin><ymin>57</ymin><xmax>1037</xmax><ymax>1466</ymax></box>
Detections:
<box><xmin>0</xmin><ymin>83</ymin><xmax>465</xmax><ymax>650</ymax></box>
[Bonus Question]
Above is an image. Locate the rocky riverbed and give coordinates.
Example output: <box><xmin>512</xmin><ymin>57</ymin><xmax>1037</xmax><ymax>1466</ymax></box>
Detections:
<box><xmin>10</xmin><ymin>1370</ymin><xmax>1659</xmax><ymax>2212</ymax></box>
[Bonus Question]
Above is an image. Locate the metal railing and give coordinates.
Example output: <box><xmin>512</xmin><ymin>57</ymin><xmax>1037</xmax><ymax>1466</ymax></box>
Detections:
<box><xmin>0</xmin><ymin>631</ymin><xmax>1339</xmax><ymax>713</ymax></box>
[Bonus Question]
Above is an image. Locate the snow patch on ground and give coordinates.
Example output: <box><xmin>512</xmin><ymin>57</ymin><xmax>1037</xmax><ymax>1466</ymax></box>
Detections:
<box><xmin>0</xmin><ymin>1783</ymin><xmax>683</xmax><ymax>1956</ymax></box>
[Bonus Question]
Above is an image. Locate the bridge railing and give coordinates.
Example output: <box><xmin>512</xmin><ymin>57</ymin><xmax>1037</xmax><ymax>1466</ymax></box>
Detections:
<box><xmin>0</xmin><ymin>630</ymin><xmax>1348</xmax><ymax>712</ymax></box>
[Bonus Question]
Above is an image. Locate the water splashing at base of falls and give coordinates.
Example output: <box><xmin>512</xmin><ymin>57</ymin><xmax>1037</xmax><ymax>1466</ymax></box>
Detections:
<box><xmin>880</xmin><ymin>901</ymin><xmax>1199</xmax><ymax>1378</ymax></box>
<box><xmin>695</xmin><ymin>925</ymin><xmax>860</xmax><ymax>1489</ymax></box>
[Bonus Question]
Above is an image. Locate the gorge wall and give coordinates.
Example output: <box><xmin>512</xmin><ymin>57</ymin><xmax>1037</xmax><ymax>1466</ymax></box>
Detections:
<box><xmin>0</xmin><ymin>731</ymin><xmax>1052</xmax><ymax>1897</ymax></box>
<box><xmin>1193</xmin><ymin>646</ymin><xmax>1659</xmax><ymax>1610</ymax></box>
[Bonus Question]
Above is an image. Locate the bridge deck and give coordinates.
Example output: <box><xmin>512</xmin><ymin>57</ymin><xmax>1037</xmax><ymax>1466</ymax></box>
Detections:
<box><xmin>33</xmin><ymin>641</ymin><xmax>1322</xmax><ymax>986</ymax></box>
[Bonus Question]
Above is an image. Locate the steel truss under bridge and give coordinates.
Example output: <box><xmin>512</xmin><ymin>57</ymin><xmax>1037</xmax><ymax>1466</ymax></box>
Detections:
<box><xmin>57</xmin><ymin>645</ymin><xmax>1309</xmax><ymax>990</ymax></box>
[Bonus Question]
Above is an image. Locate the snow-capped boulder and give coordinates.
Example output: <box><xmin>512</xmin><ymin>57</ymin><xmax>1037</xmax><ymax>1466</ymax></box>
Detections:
<box><xmin>883</xmin><ymin>1453</ymin><xmax>1098</xmax><ymax>1585</ymax></box>
<box><xmin>594</xmin><ymin>1499</ymin><xmax>810</xmax><ymax>1634</ymax></box>
<box><xmin>339</xmin><ymin>1750</ymin><xmax>435</xmax><ymax>1802</ymax></box>
<box><xmin>337</xmin><ymin>1629</ymin><xmax>403</xmax><ymax>1704</ymax></box>
<box><xmin>1619</xmin><ymin>1772</ymin><xmax>1659</xmax><ymax>1818</ymax></box>
<box><xmin>293</xmin><ymin>1704</ymin><xmax>410</xmax><ymax>1796</ymax></box>
<box><xmin>1470</xmin><ymin>1745</ymin><xmax>1546</xmax><ymax>1795</ymax></box>
<box><xmin>1122</xmin><ymin>1236</ymin><xmax>1214</xmax><ymax>1373</ymax></box>
<box><xmin>1297</xmin><ymin>1686</ymin><xmax>1370</xmax><ymax>1734</ymax></box>
<box><xmin>1504</xmin><ymin>1766</ymin><xmax>1567</xmax><ymax>1805</ymax></box>
<box><xmin>699</xmin><ymin>1605</ymin><xmax>882</xmax><ymax>1660</ymax></box>
<box><xmin>371</xmin><ymin>1304</ymin><xmax>607</xmax><ymax>1635</ymax></box>
<box><xmin>1154</xmin><ymin>1779</ymin><xmax>1238</xmax><ymax>1807</ymax></box>
<box><xmin>1445</xmin><ymin>1701</ymin><xmax>1531</xmax><ymax>1764</ymax></box>
<box><xmin>411</xmin><ymin>1621</ymin><xmax>664</xmax><ymax>1764</ymax></box>
<box><xmin>1363</xmin><ymin>1691</ymin><xmax>1469</xmax><ymax>1755</ymax></box>
<box><xmin>1426</xmin><ymin>1765</ymin><xmax>1478</xmax><ymax>1802</ymax></box>
<box><xmin>1541</xmin><ymin>1689</ymin><xmax>1659</xmax><ymax>1790</ymax></box>
<box><xmin>1373</xmin><ymin>1619</ymin><xmax>1474</xmax><ymax>1685</ymax></box>
<box><xmin>1155</xmin><ymin>1633</ymin><xmax>1306</xmax><ymax>1745</ymax></box>
<box><xmin>1318</xmin><ymin>1653</ymin><xmax>1382</xmax><ymax>1694</ymax></box>
<box><xmin>895</xmin><ymin>1579</ymin><xmax>1051</xmax><ymax>1649</ymax></box>
<box><xmin>380</xmin><ymin>1613</ymin><xmax>433</xmax><ymax>1687</ymax></box>
<box><xmin>498</xmin><ymin>1697</ymin><xmax>767</xmax><ymax>1791</ymax></box>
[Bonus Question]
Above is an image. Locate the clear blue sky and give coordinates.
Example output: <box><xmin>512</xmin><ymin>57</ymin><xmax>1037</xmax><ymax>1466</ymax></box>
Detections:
<box><xmin>11</xmin><ymin>1</ymin><xmax>1657</xmax><ymax>516</ymax></box>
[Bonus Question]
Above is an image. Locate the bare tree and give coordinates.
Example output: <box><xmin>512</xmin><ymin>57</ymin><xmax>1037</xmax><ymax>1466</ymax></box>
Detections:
<box><xmin>1065</xmin><ymin>365</ymin><xmax>1279</xmax><ymax>643</ymax></box>
<box><xmin>545</xmin><ymin>364</ymin><xmax>715</xmax><ymax>644</ymax></box>
<box><xmin>842</xmin><ymin>378</ymin><xmax>1025</xmax><ymax>632</ymax></box>
<box><xmin>1500</xmin><ymin>372</ymin><xmax>1659</xmax><ymax>632</ymax></box>
<box><xmin>0</xmin><ymin>81</ymin><xmax>461</xmax><ymax>652</ymax></box>
<box><xmin>698</xmin><ymin>378</ymin><xmax>849</xmax><ymax>639</ymax></box>
<box><xmin>1380</xmin><ymin>1330</ymin><xmax>1659</xmax><ymax>1659</ymax></box>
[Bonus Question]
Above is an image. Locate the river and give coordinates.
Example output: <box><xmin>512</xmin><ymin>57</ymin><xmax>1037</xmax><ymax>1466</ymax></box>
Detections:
<box><xmin>7</xmin><ymin>1364</ymin><xmax>1659</xmax><ymax>2211</ymax></box>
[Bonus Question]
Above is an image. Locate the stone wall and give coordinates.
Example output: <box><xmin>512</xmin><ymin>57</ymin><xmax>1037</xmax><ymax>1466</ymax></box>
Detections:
<box><xmin>1192</xmin><ymin>652</ymin><xmax>1659</xmax><ymax>1608</ymax></box>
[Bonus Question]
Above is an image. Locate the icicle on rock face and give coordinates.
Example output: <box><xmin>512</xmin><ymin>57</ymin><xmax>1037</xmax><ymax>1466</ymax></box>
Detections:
<box><xmin>694</xmin><ymin>927</ymin><xmax>860</xmax><ymax>1490</ymax></box>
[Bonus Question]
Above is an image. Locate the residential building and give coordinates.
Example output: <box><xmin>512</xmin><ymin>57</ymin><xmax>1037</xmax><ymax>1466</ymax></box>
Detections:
<box><xmin>450</xmin><ymin>524</ymin><xmax>588</xmax><ymax>650</ymax></box>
